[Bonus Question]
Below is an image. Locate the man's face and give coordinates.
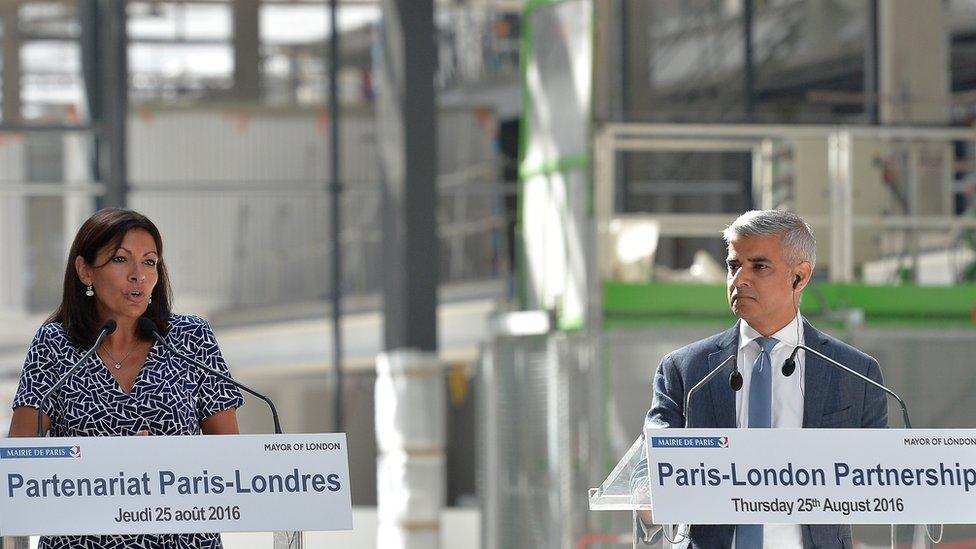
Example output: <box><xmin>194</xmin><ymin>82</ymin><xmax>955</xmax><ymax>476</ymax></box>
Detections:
<box><xmin>726</xmin><ymin>233</ymin><xmax>801</xmax><ymax>334</ymax></box>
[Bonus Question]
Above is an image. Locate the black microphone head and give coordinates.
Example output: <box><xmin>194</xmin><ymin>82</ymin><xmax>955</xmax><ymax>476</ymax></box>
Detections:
<box><xmin>782</xmin><ymin>357</ymin><xmax>796</xmax><ymax>377</ymax></box>
<box><xmin>729</xmin><ymin>370</ymin><xmax>743</xmax><ymax>391</ymax></box>
<box><xmin>137</xmin><ymin>317</ymin><xmax>158</xmax><ymax>338</ymax></box>
<box><xmin>728</xmin><ymin>357</ymin><xmax>742</xmax><ymax>391</ymax></box>
<box><xmin>102</xmin><ymin>319</ymin><xmax>117</xmax><ymax>335</ymax></box>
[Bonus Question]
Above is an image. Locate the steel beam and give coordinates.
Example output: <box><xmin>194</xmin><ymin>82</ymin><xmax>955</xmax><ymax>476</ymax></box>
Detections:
<box><xmin>102</xmin><ymin>0</ymin><xmax>129</xmax><ymax>208</ymax></box>
<box><xmin>377</xmin><ymin>0</ymin><xmax>438</xmax><ymax>352</ymax></box>
<box><xmin>79</xmin><ymin>0</ymin><xmax>129</xmax><ymax>208</ymax></box>
<box><xmin>232</xmin><ymin>0</ymin><xmax>261</xmax><ymax>101</ymax></box>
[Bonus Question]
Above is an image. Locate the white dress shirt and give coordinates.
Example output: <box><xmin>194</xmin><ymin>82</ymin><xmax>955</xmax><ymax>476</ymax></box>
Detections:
<box><xmin>733</xmin><ymin>314</ymin><xmax>805</xmax><ymax>549</ymax></box>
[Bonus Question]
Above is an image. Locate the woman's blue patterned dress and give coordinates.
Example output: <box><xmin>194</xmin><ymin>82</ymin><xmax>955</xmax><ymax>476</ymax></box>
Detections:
<box><xmin>13</xmin><ymin>314</ymin><xmax>245</xmax><ymax>549</ymax></box>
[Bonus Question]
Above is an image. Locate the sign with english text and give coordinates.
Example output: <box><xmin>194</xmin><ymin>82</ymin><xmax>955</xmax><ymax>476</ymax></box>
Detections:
<box><xmin>644</xmin><ymin>428</ymin><xmax>976</xmax><ymax>524</ymax></box>
<box><xmin>0</xmin><ymin>434</ymin><xmax>352</xmax><ymax>536</ymax></box>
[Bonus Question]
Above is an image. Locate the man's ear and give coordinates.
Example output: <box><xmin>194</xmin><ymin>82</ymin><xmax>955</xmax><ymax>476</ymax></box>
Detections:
<box><xmin>793</xmin><ymin>262</ymin><xmax>813</xmax><ymax>291</ymax></box>
<box><xmin>74</xmin><ymin>256</ymin><xmax>91</xmax><ymax>285</ymax></box>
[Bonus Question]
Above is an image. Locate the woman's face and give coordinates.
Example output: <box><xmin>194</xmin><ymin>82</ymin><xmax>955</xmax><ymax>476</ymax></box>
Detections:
<box><xmin>75</xmin><ymin>228</ymin><xmax>159</xmax><ymax>324</ymax></box>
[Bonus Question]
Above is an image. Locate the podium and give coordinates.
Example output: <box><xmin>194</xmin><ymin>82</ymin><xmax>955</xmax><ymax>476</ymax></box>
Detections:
<box><xmin>0</xmin><ymin>434</ymin><xmax>352</xmax><ymax>546</ymax></box>
<box><xmin>588</xmin><ymin>435</ymin><xmax>661</xmax><ymax>548</ymax></box>
<box><xmin>590</xmin><ymin>431</ymin><xmax>944</xmax><ymax>548</ymax></box>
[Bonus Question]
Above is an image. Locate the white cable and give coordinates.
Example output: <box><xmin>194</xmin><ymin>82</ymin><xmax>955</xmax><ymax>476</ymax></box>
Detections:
<box><xmin>661</xmin><ymin>523</ymin><xmax>689</xmax><ymax>545</ymax></box>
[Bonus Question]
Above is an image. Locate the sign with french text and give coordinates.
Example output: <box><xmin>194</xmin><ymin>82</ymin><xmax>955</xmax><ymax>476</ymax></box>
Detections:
<box><xmin>0</xmin><ymin>434</ymin><xmax>352</xmax><ymax>536</ymax></box>
<box><xmin>644</xmin><ymin>428</ymin><xmax>976</xmax><ymax>524</ymax></box>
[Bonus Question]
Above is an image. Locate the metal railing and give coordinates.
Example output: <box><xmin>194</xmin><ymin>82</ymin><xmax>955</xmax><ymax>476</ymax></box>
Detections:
<box><xmin>593</xmin><ymin>123</ymin><xmax>976</xmax><ymax>284</ymax></box>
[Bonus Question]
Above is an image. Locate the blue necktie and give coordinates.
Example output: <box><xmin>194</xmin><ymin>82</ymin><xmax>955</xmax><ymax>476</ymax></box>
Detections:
<box><xmin>736</xmin><ymin>336</ymin><xmax>778</xmax><ymax>549</ymax></box>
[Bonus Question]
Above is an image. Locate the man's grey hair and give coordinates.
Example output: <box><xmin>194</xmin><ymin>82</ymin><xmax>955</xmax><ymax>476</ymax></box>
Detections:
<box><xmin>722</xmin><ymin>210</ymin><xmax>817</xmax><ymax>266</ymax></box>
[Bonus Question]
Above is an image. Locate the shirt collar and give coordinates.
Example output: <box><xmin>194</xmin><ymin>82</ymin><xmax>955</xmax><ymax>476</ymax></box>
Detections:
<box><xmin>738</xmin><ymin>313</ymin><xmax>803</xmax><ymax>351</ymax></box>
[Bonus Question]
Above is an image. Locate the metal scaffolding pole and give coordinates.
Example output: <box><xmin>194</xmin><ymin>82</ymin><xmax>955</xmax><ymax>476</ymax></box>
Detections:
<box><xmin>80</xmin><ymin>0</ymin><xmax>129</xmax><ymax>208</ymax></box>
<box><xmin>328</xmin><ymin>0</ymin><xmax>344</xmax><ymax>434</ymax></box>
<box><xmin>232</xmin><ymin>0</ymin><xmax>262</xmax><ymax>101</ymax></box>
<box><xmin>864</xmin><ymin>0</ymin><xmax>880</xmax><ymax>124</ymax></box>
<box><xmin>743</xmin><ymin>0</ymin><xmax>756</xmax><ymax>119</ymax></box>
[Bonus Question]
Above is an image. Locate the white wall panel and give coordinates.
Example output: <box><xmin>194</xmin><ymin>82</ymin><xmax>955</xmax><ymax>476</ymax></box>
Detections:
<box><xmin>0</xmin><ymin>137</ymin><xmax>27</xmax><ymax>316</ymax></box>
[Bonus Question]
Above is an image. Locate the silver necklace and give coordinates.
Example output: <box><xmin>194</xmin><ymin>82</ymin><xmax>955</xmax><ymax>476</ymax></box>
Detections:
<box><xmin>102</xmin><ymin>343</ymin><xmax>138</xmax><ymax>369</ymax></box>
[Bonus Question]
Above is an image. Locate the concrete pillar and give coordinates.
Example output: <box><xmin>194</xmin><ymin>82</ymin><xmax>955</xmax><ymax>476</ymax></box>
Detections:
<box><xmin>878</xmin><ymin>0</ymin><xmax>952</xmax><ymax>234</ymax></box>
<box><xmin>375</xmin><ymin>351</ymin><xmax>444</xmax><ymax>549</ymax></box>
<box><xmin>375</xmin><ymin>0</ymin><xmax>440</xmax><ymax>547</ymax></box>
<box><xmin>879</xmin><ymin>0</ymin><xmax>950</xmax><ymax>124</ymax></box>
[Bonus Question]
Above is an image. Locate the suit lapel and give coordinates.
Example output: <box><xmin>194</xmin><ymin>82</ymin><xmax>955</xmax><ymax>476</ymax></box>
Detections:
<box><xmin>802</xmin><ymin>320</ymin><xmax>833</xmax><ymax>428</ymax></box>
<box><xmin>705</xmin><ymin>323</ymin><xmax>739</xmax><ymax>428</ymax></box>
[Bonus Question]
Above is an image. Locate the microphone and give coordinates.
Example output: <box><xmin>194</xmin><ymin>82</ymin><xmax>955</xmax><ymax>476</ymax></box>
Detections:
<box><xmin>782</xmin><ymin>344</ymin><xmax>911</xmax><ymax>428</ymax></box>
<box><xmin>729</xmin><ymin>360</ymin><xmax>743</xmax><ymax>391</ymax></box>
<box><xmin>137</xmin><ymin>317</ymin><xmax>283</xmax><ymax>434</ymax></box>
<box><xmin>684</xmin><ymin>355</ymin><xmax>738</xmax><ymax>428</ymax></box>
<box><xmin>36</xmin><ymin>320</ymin><xmax>117</xmax><ymax>437</ymax></box>
<box><xmin>782</xmin><ymin>354</ymin><xmax>797</xmax><ymax>377</ymax></box>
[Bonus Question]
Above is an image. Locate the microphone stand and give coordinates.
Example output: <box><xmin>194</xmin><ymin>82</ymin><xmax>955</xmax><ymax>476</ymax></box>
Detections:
<box><xmin>35</xmin><ymin>322</ymin><xmax>116</xmax><ymax>437</ymax></box>
<box><xmin>786</xmin><ymin>344</ymin><xmax>933</xmax><ymax>547</ymax></box>
<box><xmin>684</xmin><ymin>355</ymin><xmax>738</xmax><ymax>428</ymax></box>
<box><xmin>142</xmin><ymin>327</ymin><xmax>283</xmax><ymax>434</ymax></box>
<box><xmin>785</xmin><ymin>344</ymin><xmax>911</xmax><ymax>428</ymax></box>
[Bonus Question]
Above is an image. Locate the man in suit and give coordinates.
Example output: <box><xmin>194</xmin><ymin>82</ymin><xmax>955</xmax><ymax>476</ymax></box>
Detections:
<box><xmin>635</xmin><ymin>210</ymin><xmax>887</xmax><ymax>549</ymax></box>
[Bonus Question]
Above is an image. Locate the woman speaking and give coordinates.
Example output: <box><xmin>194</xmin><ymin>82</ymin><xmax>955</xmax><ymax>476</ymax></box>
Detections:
<box><xmin>8</xmin><ymin>208</ymin><xmax>244</xmax><ymax>549</ymax></box>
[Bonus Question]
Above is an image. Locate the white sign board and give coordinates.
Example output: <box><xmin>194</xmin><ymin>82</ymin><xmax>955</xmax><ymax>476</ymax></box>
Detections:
<box><xmin>644</xmin><ymin>428</ymin><xmax>976</xmax><ymax>524</ymax></box>
<box><xmin>0</xmin><ymin>434</ymin><xmax>352</xmax><ymax>536</ymax></box>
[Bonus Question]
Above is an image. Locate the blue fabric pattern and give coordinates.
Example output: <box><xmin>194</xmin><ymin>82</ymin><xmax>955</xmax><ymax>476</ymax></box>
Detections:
<box><xmin>12</xmin><ymin>314</ymin><xmax>245</xmax><ymax>549</ymax></box>
<box><xmin>747</xmin><ymin>336</ymin><xmax>778</xmax><ymax>429</ymax></box>
<box><xmin>736</xmin><ymin>336</ymin><xmax>778</xmax><ymax>549</ymax></box>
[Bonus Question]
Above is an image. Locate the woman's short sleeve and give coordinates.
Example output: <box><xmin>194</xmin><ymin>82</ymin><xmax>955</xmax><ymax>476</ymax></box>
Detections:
<box><xmin>190</xmin><ymin>318</ymin><xmax>245</xmax><ymax>419</ymax></box>
<box><xmin>12</xmin><ymin>325</ymin><xmax>61</xmax><ymax>418</ymax></box>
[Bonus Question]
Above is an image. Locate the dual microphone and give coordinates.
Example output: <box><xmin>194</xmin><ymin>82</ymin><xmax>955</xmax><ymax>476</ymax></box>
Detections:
<box><xmin>685</xmin><ymin>344</ymin><xmax>911</xmax><ymax>428</ymax></box>
<box><xmin>35</xmin><ymin>318</ymin><xmax>282</xmax><ymax>437</ymax></box>
<box><xmin>722</xmin><ymin>339</ymin><xmax>802</xmax><ymax>390</ymax></box>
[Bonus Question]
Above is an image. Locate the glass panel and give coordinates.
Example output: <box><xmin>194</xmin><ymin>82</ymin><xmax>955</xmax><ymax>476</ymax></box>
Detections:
<box><xmin>588</xmin><ymin>435</ymin><xmax>651</xmax><ymax>511</ymax></box>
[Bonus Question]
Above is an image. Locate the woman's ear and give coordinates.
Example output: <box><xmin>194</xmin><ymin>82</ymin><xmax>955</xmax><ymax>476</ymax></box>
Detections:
<box><xmin>74</xmin><ymin>256</ymin><xmax>90</xmax><ymax>285</ymax></box>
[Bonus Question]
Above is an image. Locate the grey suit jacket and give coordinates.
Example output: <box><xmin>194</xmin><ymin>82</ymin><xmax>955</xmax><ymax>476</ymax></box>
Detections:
<box><xmin>636</xmin><ymin>319</ymin><xmax>888</xmax><ymax>549</ymax></box>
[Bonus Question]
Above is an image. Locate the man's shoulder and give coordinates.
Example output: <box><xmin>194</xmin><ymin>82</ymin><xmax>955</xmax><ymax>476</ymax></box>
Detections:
<box><xmin>809</xmin><ymin>323</ymin><xmax>879</xmax><ymax>369</ymax></box>
<box><xmin>665</xmin><ymin>327</ymin><xmax>736</xmax><ymax>366</ymax></box>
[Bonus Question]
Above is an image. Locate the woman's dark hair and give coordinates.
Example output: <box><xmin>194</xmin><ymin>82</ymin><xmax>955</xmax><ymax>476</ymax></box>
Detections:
<box><xmin>47</xmin><ymin>208</ymin><xmax>172</xmax><ymax>348</ymax></box>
